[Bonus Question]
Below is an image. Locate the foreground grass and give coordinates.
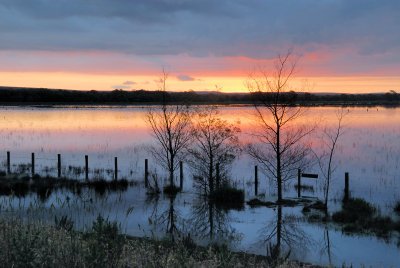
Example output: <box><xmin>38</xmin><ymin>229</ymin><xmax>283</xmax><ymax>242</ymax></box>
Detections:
<box><xmin>0</xmin><ymin>216</ymin><xmax>313</xmax><ymax>268</ymax></box>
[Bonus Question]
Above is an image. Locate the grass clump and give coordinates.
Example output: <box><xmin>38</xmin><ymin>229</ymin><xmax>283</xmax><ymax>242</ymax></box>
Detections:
<box><xmin>163</xmin><ymin>184</ymin><xmax>181</xmax><ymax>195</ymax></box>
<box><xmin>209</xmin><ymin>183</ymin><xmax>244</xmax><ymax>210</ymax></box>
<box><xmin>332</xmin><ymin>198</ymin><xmax>398</xmax><ymax>237</ymax></box>
<box><xmin>394</xmin><ymin>201</ymin><xmax>400</xmax><ymax>215</ymax></box>
<box><xmin>0</xmin><ymin>174</ymin><xmax>133</xmax><ymax>199</ymax></box>
<box><xmin>332</xmin><ymin>197</ymin><xmax>375</xmax><ymax>223</ymax></box>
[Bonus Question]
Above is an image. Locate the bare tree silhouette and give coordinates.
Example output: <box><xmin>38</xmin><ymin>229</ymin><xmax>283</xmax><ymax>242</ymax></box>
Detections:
<box><xmin>246</xmin><ymin>51</ymin><xmax>313</xmax><ymax>201</ymax></box>
<box><xmin>146</xmin><ymin>69</ymin><xmax>192</xmax><ymax>190</ymax></box>
<box><xmin>187</xmin><ymin>106</ymin><xmax>241</xmax><ymax>194</ymax></box>
<box><xmin>315</xmin><ymin>108</ymin><xmax>348</xmax><ymax>209</ymax></box>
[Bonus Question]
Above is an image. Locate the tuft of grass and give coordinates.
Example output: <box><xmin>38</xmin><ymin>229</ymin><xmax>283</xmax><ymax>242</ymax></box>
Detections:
<box><xmin>331</xmin><ymin>198</ymin><xmax>398</xmax><ymax>237</ymax></box>
<box><xmin>209</xmin><ymin>183</ymin><xmax>245</xmax><ymax>210</ymax></box>
<box><xmin>163</xmin><ymin>184</ymin><xmax>181</xmax><ymax>195</ymax></box>
<box><xmin>332</xmin><ymin>198</ymin><xmax>375</xmax><ymax>223</ymax></box>
<box><xmin>394</xmin><ymin>202</ymin><xmax>400</xmax><ymax>215</ymax></box>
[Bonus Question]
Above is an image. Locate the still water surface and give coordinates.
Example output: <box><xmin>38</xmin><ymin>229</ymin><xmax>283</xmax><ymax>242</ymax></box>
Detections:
<box><xmin>0</xmin><ymin>106</ymin><xmax>399</xmax><ymax>266</ymax></box>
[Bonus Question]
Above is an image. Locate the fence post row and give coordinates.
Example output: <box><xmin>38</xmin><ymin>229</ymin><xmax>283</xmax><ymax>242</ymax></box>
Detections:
<box><xmin>4</xmin><ymin>151</ymin><xmax>348</xmax><ymax>202</ymax></box>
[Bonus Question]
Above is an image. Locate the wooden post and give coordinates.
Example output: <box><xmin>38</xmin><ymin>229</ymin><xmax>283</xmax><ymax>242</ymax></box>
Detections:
<box><xmin>85</xmin><ymin>155</ymin><xmax>88</xmax><ymax>181</ymax></box>
<box><xmin>114</xmin><ymin>157</ymin><xmax>118</xmax><ymax>181</ymax></box>
<box><xmin>344</xmin><ymin>172</ymin><xmax>349</xmax><ymax>201</ymax></box>
<box><xmin>7</xmin><ymin>151</ymin><xmax>10</xmax><ymax>174</ymax></box>
<box><xmin>145</xmin><ymin>159</ymin><xmax>148</xmax><ymax>187</ymax></box>
<box><xmin>216</xmin><ymin>163</ymin><xmax>220</xmax><ymax>189</ymax></box>
<box><xmin>297</xmin><ymin>168</ymin><xmax>301</xmax><ymax>198</ymax></box>
<box><xmin>57</xmin><ymin>154</ymin><xmax>61</xmax><ymax>178</ymax></box>
<box><xmin>179</xmin><ymin>161</ymin><xmax>183</xmax><ymax>190</ymax></box>
<box><xmin>255</xmin><ymin>165</ymin><xmax>258</xmax><ymax>196</ymax></box>
<box><xmin>31</xmin><ymin>152</ymin><xmax>35</xmax><ymax>176</ymax></box>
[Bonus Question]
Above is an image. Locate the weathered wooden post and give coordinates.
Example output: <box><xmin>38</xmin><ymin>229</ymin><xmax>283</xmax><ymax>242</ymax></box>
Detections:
<box><xmin>255</xmin><ymin>165</ymin><xmax>258</xmax><ymax>196</ymax></box>
<box><xmin>216</xmin><ymin>163</ymin><xmax>220</xmax><ymax>189</ymax></box>
<box><xmin>344</xmin><ymin>172</ymin><xmax>349</xmax><ymax>201</ymax></box>
<box><xmin>31</xmin><ymin>152</ymin><xmax>35</xmax><ymax>176</ymax></box>
<box><xmin>145</xmin><ymin>159</ymin><xmax>148</xmax><ymax>187</ymax></box>
<box><xmin>297</xmin><ymin>168</ymin><xmax>301</xmax><ymax>198</ymax></box>
<box><xmin>85</xmin><ymin>155</ymin><xmax>89</xmax><ymax>181</ymax></box>
<box><xmin>57</xmin><ymin>154</ymin><xmax>61</xmax><ymax>178</ymax></box>
<box><xmin>7</xmin><ymin>151</ymin><xmax>10</xmax><ymax>174</ymax></box>
<box><xmin>179</xmin><ymin>161</ymin><xmax>183</xmax><ymax>190</ymax></box>
<box><xmin>114</xmin><ymin>157</ymin><xmax>118</xmax><ymax>181</ymax></box>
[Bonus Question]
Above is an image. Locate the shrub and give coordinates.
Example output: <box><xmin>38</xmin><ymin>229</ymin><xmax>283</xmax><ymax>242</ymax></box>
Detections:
<box><xmin>209</xmin><ymin>183</ymin><xmax>244</xmax><ymax>210</ymax></box>
<box><xmin>333</xmin><ymin>198</ymin><xmax>375</xmax><ymax>223</ymax></box>
<box><xmin>163</xmin><ymin>184</ymin><xmax>181</xmax><ymax>195</ymax></box>
<box><xmin>394</xmin><ymin>202</ymin><xmax>400</xmax><ymax>215</ymax></box>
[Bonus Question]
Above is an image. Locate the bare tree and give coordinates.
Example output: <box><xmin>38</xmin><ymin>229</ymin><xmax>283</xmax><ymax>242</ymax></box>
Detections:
<box><xmin>315</xmin><ymin>108</ymin><xmax>348</xmax><ymax>209</ymax></box>
<box><xmin>146</xmin><ymin>70</ymin><xmax>192</xmax><ymax>189</ymax></box>
<box><xmin>187</xmin><ymin>106</ymin><xmax>241</xmax><ymax>195</ymax></box>
<box><xmin>246</xmin><ymin>51</ymin><xmax>313</xmax><ymax>202</ymax></box>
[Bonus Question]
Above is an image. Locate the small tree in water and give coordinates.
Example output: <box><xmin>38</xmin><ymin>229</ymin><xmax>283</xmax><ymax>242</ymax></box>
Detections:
<box><xmin>246</xmin><ymin>51</ymin><xmax>313</xmax><ymax>202</ymax></box>
<box><xmin>315</xmin><ymin>108</ymin><xmax>348</xmax><ymax>209</ymax></box>
<box><xmin>187</xmin><ymin>106</ymin><xmax>241</xmax><ymax>195</ymax></box>
<box><xmin>146</xmin><ymin>70</ymin><xmax>192</xmax><ymax>191</ymax></box>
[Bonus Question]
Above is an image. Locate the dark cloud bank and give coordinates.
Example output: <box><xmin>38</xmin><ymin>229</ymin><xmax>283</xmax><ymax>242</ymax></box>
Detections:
<box><xmin>0</xmin><ymin>0</ymin><xmax>399</xmax><ymax>59</ymax></box>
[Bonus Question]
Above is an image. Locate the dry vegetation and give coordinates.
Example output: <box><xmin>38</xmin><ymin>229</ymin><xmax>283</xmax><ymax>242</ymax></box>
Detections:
<box><xmin>0</xmin><ymin>216</ymin><xmax>316</xmax><ymax>268</ymax></box>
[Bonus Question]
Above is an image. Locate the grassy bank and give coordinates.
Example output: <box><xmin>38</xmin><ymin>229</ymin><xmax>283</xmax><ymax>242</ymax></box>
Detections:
<box><xmin>0</xmin><ymin>216</ymin><xmax>314</xmax><ymax>268</ymax></box>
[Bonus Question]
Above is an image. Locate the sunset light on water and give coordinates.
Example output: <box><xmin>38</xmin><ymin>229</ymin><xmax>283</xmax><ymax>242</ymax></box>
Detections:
<box><xmin>1</xmin><ymin>1</ymin><xmax>400</xmax><ymax>267</ymax></box>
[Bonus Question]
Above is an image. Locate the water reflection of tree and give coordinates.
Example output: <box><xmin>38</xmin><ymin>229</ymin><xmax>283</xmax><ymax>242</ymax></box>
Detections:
<box><xmin>188</xmin><ymin>199</ymin><xmax>241</xmax><ymax>244</ymax></box>
<box><xmin>260</xmin><ymin>206</ymin><xmax>313</xmax><ymax>264</ymax></box>
<box><xmin>147</xmin><ymin>194</ymin><xmax>183</xmax><ymax>241</ymax></box>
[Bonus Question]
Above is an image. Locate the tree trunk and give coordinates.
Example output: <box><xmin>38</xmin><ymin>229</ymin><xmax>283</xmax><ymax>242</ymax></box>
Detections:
<box><xmin>276</xmin><ymin>122</ymin><xmax>282</xmax><ymax>202</ymax></box>
<box><xmin>209</xmin><ymin>154</ymin><xmax>214</xmax><ymax>193</ymax></box>
<box><xmin>169</xmin><ymin>155</ymin><xmax>174</xmax><ymax>187</ymax></box>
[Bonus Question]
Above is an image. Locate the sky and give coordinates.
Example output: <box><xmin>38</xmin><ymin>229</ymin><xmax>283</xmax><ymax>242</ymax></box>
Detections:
<box><xmin>0</xmin><ymin>0</ymin><xmax>399</xmax><ymax>93</ymax></box>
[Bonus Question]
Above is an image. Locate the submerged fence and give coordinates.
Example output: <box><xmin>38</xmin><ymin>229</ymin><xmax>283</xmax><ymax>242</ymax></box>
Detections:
<box><xmin>1</xmin><ymin>150</ymin><xmax>351</xmax><ymax>198</ymax></box>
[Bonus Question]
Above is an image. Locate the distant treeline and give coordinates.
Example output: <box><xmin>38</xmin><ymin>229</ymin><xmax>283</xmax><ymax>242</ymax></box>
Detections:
<box><xmin>0</xmin><ymin>86</ymin><xmax>399</xmax><ymax>106</ymax></box>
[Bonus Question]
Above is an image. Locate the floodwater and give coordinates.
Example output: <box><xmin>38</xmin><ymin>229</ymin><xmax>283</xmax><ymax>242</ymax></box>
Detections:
<box><xmin>0</xmin><ymin>105</ymin><xmax>399</xmax><ymax>267</ymax></box>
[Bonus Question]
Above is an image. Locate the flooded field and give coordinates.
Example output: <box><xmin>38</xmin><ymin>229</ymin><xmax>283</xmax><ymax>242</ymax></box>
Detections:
<box><xmin>0</xmin><ymin>105</ymin><xmax>399</xmax><ymax>266</ymax></box>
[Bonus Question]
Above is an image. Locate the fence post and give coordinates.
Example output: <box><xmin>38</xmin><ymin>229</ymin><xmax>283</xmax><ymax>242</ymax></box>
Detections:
<box><xmin>31</xmin><ymin>152</ymin><xmax>35</xmax><ymax>176</ymax></box>
<box><xmin>344</xmin><ymin>172</ymin><xmax>349</xmax><ymax>201</ymax></box>
<box><xmin>179</xmin><ymin>161</ymin><xmax>183</xmax><ymax>190</ymax></box>
<box><xmin>145</xmin><ymin>159</ymin><xmax>148</xmax><ymax>188</ymax></box>
<box><xmin>58</xmin><ymin>154</ymin><xmax>61</xmax><ymax>178</ymax></box>
<box><xmin>216</xmin><ymin>163</ymin><xmax>220</xmax><ymax>189</ymax></box>
<box><xmin>85</xmin><ymin>155</ymin><xmax>88</xmax><ymax>181</ymax></box>
<box><xmin>7</xmin><ymin>151</ymin><xmax>10</xmax><ymax>174</ymax></box>
<box><xmin>114</xmin><ymin>157</ymin><xmax>118</xmax><ymax>181</ymax></box>
<box><xmin>255</xmin><ymin>165</ymin><xmax>258</xmax><ymax>196</ymax></box>
<box><xmin>297</xmin><ymin>168</ymin><xmax>301</xmax><ymax>198</ymax></box>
